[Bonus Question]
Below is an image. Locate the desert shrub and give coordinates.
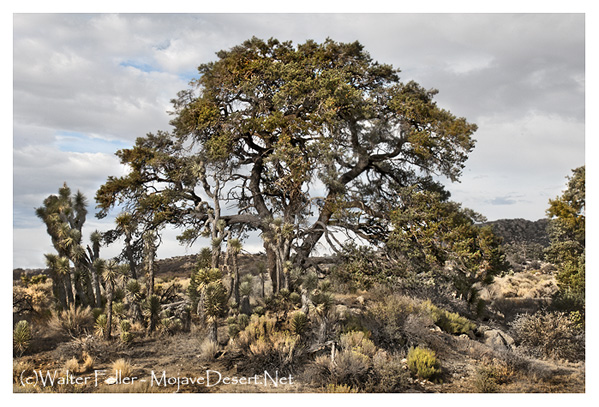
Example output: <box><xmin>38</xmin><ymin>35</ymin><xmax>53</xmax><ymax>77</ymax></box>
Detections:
<box><xmin>13</xmin><ymin>281</ymin><xmax>54</xmax><ymax>319</ymax></box>
<box><xmin>419</xmin><ymin>300</ymin><xmax>475</xmax><ymax>335</ymax></box>
<box><xmin>158</xmin><ymin>318</ymin><xmax>183</xmax><ymax>335</ymax></box>
<box><xmin>119</xmin><ymin>319</ymin><xmax>134</xmax><ymax>344</ymax></box>
<box><xmin>366</xmin><ymin>293</ymin><xmax>419</xmax><ymax>350</ymax></box>
<box><xmin>13</xmin><ymin>320</ymin><xmax>32</xmax><ymax>356</ymax></box>
<box><xmin>340</xmin><ymin>331</ymin><xmax>377</xmax><ymax>358</ymax></box>
<box><xmin>111</xmin><ymin>359</ymin><xmax>133</xmax><ymax>378</ymax></box>
<box><xmin>64</xmin><ymin>357</ymin><xmax>80</xmax><ymax>373</ymax></box>
<box><xmin>367</xmin><ymin>350</ymin><xmax>410</xmax><ymax>392</ymax></box>
<box><xmin>233</xmin><ymin>314</ymin><xmax>301</xmax><ymax>372</ymax></box>
<box><xmin>81</xmin><ymin>351</ymin><xmax>94</xmax><ymax>372</ymax></box>
<box><xmin>13</xmin><ymin>359</ymin><xmax>34</xmax><ymax>382</ymax></box>
<box><xmin>407</xmin><ymin>347</ymin><xmax>440</xmax><ymax>380</ymax></box>
<box><xmin>474</xmin><ymin>358</ymin><xmax>514</xmax><ymax>393</ymax></box>
<box><xmin>289</xmin><ymin>311</ymin><xmax>309</xmax><ymax>336</ymax></box>
<box><xmin>252</xmin><ymin>306</ymin><xmax>265</xmax><ymax>316</ymax></box>
<box><xmin>510</xmin><ymin>311</ymin><xmax>584</xmax><ymax>361</ymax></box>
<box><xmin>48</xmin><ymin>305</ymin><xmax>94</xmax><ymax>337</ymax></box>
<box><xmin>324</xmin><ymin>383</ymin><xmax>358</xmax><ymax>393</ymax></box>
<box><xmin>333</xmin><ymin>350</ymin><xmax>371</xmax><ymax>386</ymax></box>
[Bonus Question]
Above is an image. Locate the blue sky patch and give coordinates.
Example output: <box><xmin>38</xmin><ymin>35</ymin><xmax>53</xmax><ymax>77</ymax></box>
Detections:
<box><xmin>120</xmin><ymin>60</ymin><xmax>161</xmax><ymax>73</ymax></box>
<box><xmin>55</xmin><ymin>131</ymin><xmax>130</xmax><ymax>154</ymax></box>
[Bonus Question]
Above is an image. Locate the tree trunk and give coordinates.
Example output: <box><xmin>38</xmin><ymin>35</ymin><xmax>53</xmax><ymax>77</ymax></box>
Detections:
<box><xmin>105</xmin><ymin>285</ymin><xmax>113</xmax><ymax>340</ymax></box>
<box><xmin>240</xmin><ymin>296</ymin><xmax>251</xmax><ymax>315</ymax></box>
<box><xmin>90</xmin><ymin>265</ymin><xmax>102</xmax><ymax>308</ymax></box>
<box><xmin>64</xmin><ymin>271</ymin><xmax>75</xmax><ymax>306</ymax></box>
<box><xmin>267</xmin><ymin>247</ymin><xmax>277</xmax><ymax>294</ymax></box>
<box><xmin>233</xmin><ymin>255</ymin><xmax>240</xmax><ymax>305</ymax></box>
<box><xmin>125</xmin><ymin>237</ymin><xmax>137</xmax><ymax>279</ymax></box>
<box><xmin>209</xmin><ymin>318</ymin><xmax>218</xmax><ymax>343</ymax></box>
<box><xmin>147</xmin><ymin>250</ymin><xmax>155</xmax><ymax>298</ymax></box>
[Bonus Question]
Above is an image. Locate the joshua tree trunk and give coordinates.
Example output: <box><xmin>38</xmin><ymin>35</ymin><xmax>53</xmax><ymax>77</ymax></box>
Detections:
<box><xmin>91</xmin><ymin>266</ymin><xmax>102</xmax><ymax>308</ymax></box>
<box><xmin>105</xmin><ymin>284</ymin><xmax>113</xmax><ymax>340</ymax></box>
<box><xmin>209</xmin><ymin>318</ymin><xmax>218</xmax><ymax>343</ymax></box>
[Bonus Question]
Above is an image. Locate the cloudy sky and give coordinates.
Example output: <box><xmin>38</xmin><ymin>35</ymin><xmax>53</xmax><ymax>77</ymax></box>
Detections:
<box><xmin>12</xmin><ymin>13</ymin><xmax>586</xmax><ymax>269</ymax></box>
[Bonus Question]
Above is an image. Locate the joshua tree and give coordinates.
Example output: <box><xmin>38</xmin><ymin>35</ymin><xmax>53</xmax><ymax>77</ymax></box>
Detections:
<box><xmin>102</xmin><ymin>259</ymin><xmax>118</xmax><ymax>340</ymax></box>
<box><xmin>115</xmin><ymin>213</ymin><xmax>138</xmax><ymax>279</ymax></box>
<box><xmin>203</xmin><ymin>280</ymin><xmax>228</xmax><ymax>343</ymax></box>
<box><xmin>36</xmin><ymin>183</ymin><xmax>97</xmax><ymax>307</ymax></box>
<box><xmin>143</xmin><ymin>295</ymin><xmax>162</xmax><ymax>334</ymax></box>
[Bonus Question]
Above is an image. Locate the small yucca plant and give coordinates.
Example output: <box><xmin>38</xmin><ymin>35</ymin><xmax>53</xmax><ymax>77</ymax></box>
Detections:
<box><xmin>289</xmin><ymin>311</ymin><xmax>309</xmax><ymax>336</ymax></box>
<box><xmin>94</xmin><ymin>314</ymin><xmax>108</xmax><ymax>337</ymax></box>
<box><xmin>13</xmin><ymin>320</ymin><xmax>31</xmax><ymax>356</ymax></box>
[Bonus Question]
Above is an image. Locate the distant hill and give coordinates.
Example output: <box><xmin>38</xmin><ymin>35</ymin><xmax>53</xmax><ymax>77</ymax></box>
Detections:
<box><xmin>483</xmin><ymin>218</ymin><xmax>550</xmax><ymax>247</ymax></box>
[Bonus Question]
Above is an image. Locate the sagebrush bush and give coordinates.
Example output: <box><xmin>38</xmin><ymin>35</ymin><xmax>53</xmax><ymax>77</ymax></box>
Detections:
<box><xmin>510</xmin><ymin>311</ymin><xmax>584</xmax><ymax>361</ymax></box>
<box><xmin>367</xmin><ymin>350</ymin><xmax>410</xmax><ymax>392</ymax></box>
<box><xmin>407</xmin><ymin>347</ymin><xmax>440</xmax><ymax>380</ymax></box>
<box><xmin>333</xmin><ymin>350</ymin><xmax>371</xmax><ymax>386</ymax></box>
<box><xmin>13</xmin><ymin>320</ymin><xmax>31</xmax><ymax>356</ymax></box>
<box><xmin>48</xmin><ymin>305</ymin><xmax>94</xmax><ymax>337</ymax></box>
<box><xmin>340</xmin><ymin>331</ymin><xmax>377</xmax><ymax>358</ymax></box>
<box><xmin>366</xmin><ymin>293</ymin><xmax>419</xmax><ymax>349</ymax></box>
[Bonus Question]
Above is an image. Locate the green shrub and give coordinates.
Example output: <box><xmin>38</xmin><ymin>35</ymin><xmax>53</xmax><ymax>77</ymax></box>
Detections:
<box><xmin>407</xmin><ymin>347</ymin><xmax>440</xmax><ymax>380</ymax></box>
<box><xmin>13</xmin><ymin>320</ymin><xmax>31</xmax><ymax>356</ymax></box>
<box><xmin>420</xmin><ymin>300</ymin><xmax>475</xmax><ymax>335</ymax></box>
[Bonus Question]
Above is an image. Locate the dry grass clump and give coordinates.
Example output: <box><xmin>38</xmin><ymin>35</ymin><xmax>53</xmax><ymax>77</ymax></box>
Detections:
<box><xmin>486</xmin><ymin>273</ymin><xmax>558</xmax><ymax>299</ymax></box>
<box><xmin>510</xmin><ymin>311</ymin><xmax>584</xmax><ymax>361</ymax></box>
<box><xmin>62</xmin><ymin>351</ymin><xmax>95</xmax><ymax>374</ymax></box>
<box><xmin>13</xmin><ymin>359</ymin><xmax>35</xmax><ymax>382</ymax></box>
<box><xmin>63</xmin><ymin>357</ymin><xmax>80</xmax><ymax>373</ymax></box>
<box><xmin>198</xmin><ymin>338</ymin><xmax>219</xmax><ymax>361</ymax></box>
<box><xmin>48</xmin><ymin>305</ymin><xmax>94</xmax><ymax>337</ymax></box>
<box><xmin>111</xmin><ymin>358</ymin><xmax>133</xmax><ymax>378</ymax></box>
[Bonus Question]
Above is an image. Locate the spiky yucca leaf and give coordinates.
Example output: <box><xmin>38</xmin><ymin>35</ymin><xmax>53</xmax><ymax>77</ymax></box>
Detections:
<box><xmin>13</xmin><ymin>320</ymin><xmax>31</xmax><ymax>356</ymax></box>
